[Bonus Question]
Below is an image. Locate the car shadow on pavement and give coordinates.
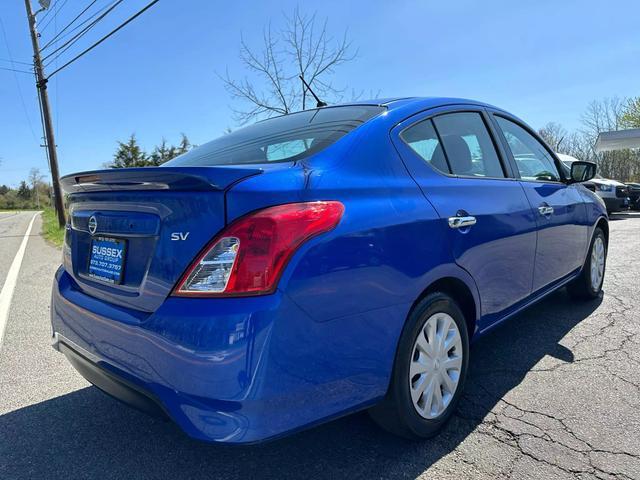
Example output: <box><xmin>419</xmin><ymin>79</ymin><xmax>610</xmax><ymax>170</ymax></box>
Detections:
<box><xmin>0</xmin><ymin>290</ymin><xmax>602</xmax><ymax>480</ymax></box>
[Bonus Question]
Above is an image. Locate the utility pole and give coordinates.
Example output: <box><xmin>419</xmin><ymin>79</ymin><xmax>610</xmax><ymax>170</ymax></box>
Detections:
<box><xmin>24</xmin><ymin>0</ymin><xmax>65</xmax><ymax>227</ymax></box>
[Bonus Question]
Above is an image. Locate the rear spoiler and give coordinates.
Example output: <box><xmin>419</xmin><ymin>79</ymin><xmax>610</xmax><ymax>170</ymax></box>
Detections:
<box><xmin>60</xmin><ymin>166</ymin><xmax>263</xmax><ymax>193</ymax></box>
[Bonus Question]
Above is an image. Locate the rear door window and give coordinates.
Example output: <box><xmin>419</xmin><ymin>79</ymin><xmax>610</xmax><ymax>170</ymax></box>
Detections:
<box><xmin>432</xmin><ymin>113</ymin><xmax>506</xmax><ymax>178</ymax></box>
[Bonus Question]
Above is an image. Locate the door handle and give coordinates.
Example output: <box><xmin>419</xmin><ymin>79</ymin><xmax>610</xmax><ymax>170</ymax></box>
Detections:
<box><xmin>448</xmin><ymin>215</ymin><xmax>477</xmax><ymax>229</ymax></box>
<box><xmin>538</xmin><ymin>205</ymin><xmax>554</xmax><ymax>216</ymax></box>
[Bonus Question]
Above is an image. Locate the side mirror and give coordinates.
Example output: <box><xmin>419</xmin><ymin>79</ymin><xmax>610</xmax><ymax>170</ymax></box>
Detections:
<box><xmin>569</xmin><ymin>161</ymin><xmax>596</xmax><ymax>183</ymax></box>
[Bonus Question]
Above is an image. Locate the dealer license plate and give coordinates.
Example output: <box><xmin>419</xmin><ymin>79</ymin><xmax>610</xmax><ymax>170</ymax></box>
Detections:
<box><xmin>88</xmin><ymin>236</ymin><xmax>127</xmax><ymax>284</ymax></box>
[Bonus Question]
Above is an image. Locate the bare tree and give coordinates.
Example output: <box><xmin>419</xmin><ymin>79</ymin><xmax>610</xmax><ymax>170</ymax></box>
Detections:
<box><xmin>561</xmin><ymin>132</ymin><xmax>593</xmax><ymax>162</ymax></box>
<box><xmin>538</xmin><ymin>98</ymin><xmax>640</xmax><ymax>181</ymax></box>
<box><xmin>538</xmin><ymin>122</ymin><xmax>567</xmax><ymax>151</ymax></box>
<box><xmin>580</xmin><ymin>97</ymin><xmax>640</xmax><ymax>181</ymax></box>
<box><xmin>580</xmin><ymin>97</ymin><xmax>627</xmax><ymax>147</ymax></box>
<box><xmin>28</xmin><ymin>167</ymin><xmax>45</xmax><ymax>209</ymax></box>
<box><xmin>538</xmin><ymin>122</ymin><xmax>591</xmax><ymax>162</ymax></box>
<box><xmin>220</xmin><ymin>7</ymin><xmax>357</xmax><ymax>124</ymax></box>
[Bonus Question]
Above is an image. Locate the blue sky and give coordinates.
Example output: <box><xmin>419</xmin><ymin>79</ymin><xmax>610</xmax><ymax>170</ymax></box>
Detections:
<box><xmin>1</xmin><ymin>0</ymin><xmax>639</xmax><ymax>186</ymax></box>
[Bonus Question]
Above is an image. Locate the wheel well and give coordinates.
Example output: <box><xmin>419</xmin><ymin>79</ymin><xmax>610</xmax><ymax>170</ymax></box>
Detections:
<box><xmin>596</xmin><ymin>217</ymin><xmax>609</xmax><ymax>245</ymax></box>
<box><xmin>415</xmin><ymin>277</ymin><xmax>477</xmax><ymax>338</ymax></box>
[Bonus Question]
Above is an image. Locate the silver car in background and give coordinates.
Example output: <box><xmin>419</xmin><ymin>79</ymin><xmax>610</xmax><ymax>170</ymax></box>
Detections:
<box><xmin>557</xmin><ymin>153</ymin><xmax>629</xmax><ymax>214</ymax></box>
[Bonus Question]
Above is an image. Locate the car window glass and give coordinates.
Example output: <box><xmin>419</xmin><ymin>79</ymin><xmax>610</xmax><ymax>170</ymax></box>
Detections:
<box><xmin>432</xmin><ymin>113</ymin><xmax>505</xmax><ymax>178</ymax></box>
<box><xmin>265</xmin><ymin>139</ymin><xmax>313</xmax><ymax>161</ymax></box>
<box><xmin>165</xmin><ymin>105</ymin><xmax>385</xmax><ymax>166</ymax></box>
<box><xmin>400</xmin><ymin>119</ymin><xmax>450</xmax><ymax>174</ymax></box>
<box><xmin>495</xmin><ymin>116</ymin><xmax>561</xmax><ymax>182</ymax></box>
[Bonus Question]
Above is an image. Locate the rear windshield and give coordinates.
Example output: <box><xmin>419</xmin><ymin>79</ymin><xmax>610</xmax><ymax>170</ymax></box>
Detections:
<box><xmin>164</xmin><ymin>105</ymin><xmax>385</xmax><ymax>167</ymax></box>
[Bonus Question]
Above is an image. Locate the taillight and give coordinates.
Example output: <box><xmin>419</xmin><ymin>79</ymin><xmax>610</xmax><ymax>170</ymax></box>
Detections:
<box><xmin>173</xmin><ymin>201</ymin><xmax>344</xmax><ymax>297</ymax></box>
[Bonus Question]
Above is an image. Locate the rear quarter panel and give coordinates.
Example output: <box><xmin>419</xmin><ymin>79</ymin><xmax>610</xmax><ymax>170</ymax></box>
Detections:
<box><xmin>224</xmin><ymin>116</ymin><xmax>481</xmax><ymax>410</ymax></box>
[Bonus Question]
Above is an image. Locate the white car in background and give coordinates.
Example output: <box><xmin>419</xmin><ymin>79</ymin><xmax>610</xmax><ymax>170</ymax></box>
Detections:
<box><xmin>557</xmin><ymin>153</ymin><xmax>629</xmax><ymax>214</ymax></box>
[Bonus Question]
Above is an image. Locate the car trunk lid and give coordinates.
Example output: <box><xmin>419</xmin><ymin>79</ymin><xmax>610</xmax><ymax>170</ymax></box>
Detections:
<box><xmin>61</xmin><ymin>166</ymin><xmax>262</xmax><ymax>313</ymax></box>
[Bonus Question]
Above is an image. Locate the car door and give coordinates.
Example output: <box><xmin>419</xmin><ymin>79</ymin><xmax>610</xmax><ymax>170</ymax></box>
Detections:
<box><xmin>490</xmin><ymin>113</ymin><xmax>589</xmax><ymax>292</ymax></box>
<box><xmin>392</xmin><ymin>107</ymin><xmax>538</xmax><ymax>326</ymax></box>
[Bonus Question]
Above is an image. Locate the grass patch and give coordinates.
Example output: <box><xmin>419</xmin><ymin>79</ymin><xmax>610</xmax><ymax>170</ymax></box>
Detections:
<box><xmin>42</xmin><ymin>208</ymin><xmax>65</xmax><ymax>248</ymax></box>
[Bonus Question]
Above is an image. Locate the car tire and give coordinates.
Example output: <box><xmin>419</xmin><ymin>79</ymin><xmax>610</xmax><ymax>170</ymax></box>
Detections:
<box><xmin>369</xmin><ymin>292</ymin><xmax>469</xmax><ymax>439</ymax></box>
<box><xmin>567</xmin><ymin>227</ymin><xmax>607</xmax><ymax>300</ymax></box>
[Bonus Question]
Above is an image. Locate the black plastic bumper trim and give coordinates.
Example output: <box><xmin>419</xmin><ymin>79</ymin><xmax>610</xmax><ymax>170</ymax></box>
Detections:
<box><xmin>59</xmin><ymin>341</ymin><xmax>169</xmax><ymax>420</ymax></box>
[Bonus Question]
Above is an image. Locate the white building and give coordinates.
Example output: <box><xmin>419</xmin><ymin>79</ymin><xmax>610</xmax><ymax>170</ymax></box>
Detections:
<box><xmin>595</xmin><ymin>128</ymin><xmax>640</xmax><ymax>152</ymax></box>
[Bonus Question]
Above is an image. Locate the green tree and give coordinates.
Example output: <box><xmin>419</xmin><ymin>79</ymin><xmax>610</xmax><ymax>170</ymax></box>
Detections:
<box><xmin>110</xmin><ymin>134</ymin><xmax>149</xmax><ymax>168</ymax></box>
<box><xmin>177</xmin><ymin>133</ymin><xmax>191</xmax><ymax>154</ymax></box>
<box><xmin>148</xmin><ymin>138</ymin><xmax>176</xmax><ymax>166</ymax></box>
<box><xmin>621</xmin><ymin>97</ymin><xmax>640</xmax><ymax>128</ymax></box>
<box><xmin>0</xmin><ymin>190</ymin><xmax>18</xmax><ymax>209</ymax></box>
<box><xmin>109</xmin><ymin>134</ymin><xmax>193</xmax><ymax>168</ymax></box>
<box><xmin>148</xmin><ymin>134</ymin><xmax>192</xmax><ymax>166</ymax></box>
<box><xmin>17</xmin><ymin>181</ymin><xmax>31</xmax><ymax>200</ymax></box>
<box><xmin>0</xmin><ymin>185</ymin><xmax>9</xmax><ymax>195</ymax></box>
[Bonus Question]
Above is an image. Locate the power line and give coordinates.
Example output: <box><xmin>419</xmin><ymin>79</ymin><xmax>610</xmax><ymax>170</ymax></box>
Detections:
<box><xmin>40</xmin><ymin>0</ymin><xmax>100</xmax><ymax>51</ymax></box>
<box><xmin>42</xmin><ymin>0</ymin><xmax>123</xmax><ymax>64</ymax></box>
<box><xmin>39</xmin><ymin>0</ymin><xmax>69</xmax><ymax>34</ymax></box>
<box><xmin>43</xmin><ymin>1</ymin><xmax>123</xmax><ymax>68</ymax></box>
<box><xmin>0</xmin><ymin>57</ymin><xmax>32</xmax><ymax>66</ymax></box>
<box><xmin>41</xmin><ymin>0</ymin><xmax>117</xmax><ymax>51</ymax></box>
<box><xmin>0</xmin><ymin>65</ymin><xmax>33</xmax><ymax>74</ymax></box>
<box><xmin>38</xmin><ymin>0</ymin><xmax>57</xmax><ymax>24</ymax></box>
<box><xmin>0</xmin><ymin>13</ymin><xmax>38</xmax><ymax>143</ymax></box>
<box><xmin>47</xmin><ymin>0</ymin><xmax>161</xmax><ymax>79</ymax></box>
<box><xmin>39</xmin><ymin>1</ymin><xmax>61</xmax><ymax>31</ymax></box>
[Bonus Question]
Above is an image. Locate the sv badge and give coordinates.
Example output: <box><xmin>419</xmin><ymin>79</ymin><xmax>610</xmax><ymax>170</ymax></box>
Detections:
<box><xmin>171</xmin><ymin>232</ymin><xmax>190</xmax><ymax>241</ymax></box>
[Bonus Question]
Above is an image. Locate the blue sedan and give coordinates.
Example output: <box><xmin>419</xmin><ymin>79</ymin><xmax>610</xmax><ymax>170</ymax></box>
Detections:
<box><xmin>51</xmin><ymin>97</ymin><xmax>607</xmax><ymax>443</ymax></box>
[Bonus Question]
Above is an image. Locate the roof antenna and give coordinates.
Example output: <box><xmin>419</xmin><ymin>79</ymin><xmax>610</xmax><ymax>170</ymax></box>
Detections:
<box><xmin>299</xmin><ymin>75</ymin><xmax>327</xmax><ymax>108</ymax></box>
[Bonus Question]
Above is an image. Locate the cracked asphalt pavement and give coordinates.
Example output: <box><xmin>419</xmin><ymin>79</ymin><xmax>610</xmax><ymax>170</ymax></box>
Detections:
<box><xmin>0</xmin><ymin>210</ymin><xmax>639</xmax><ymax>479</ymax></box>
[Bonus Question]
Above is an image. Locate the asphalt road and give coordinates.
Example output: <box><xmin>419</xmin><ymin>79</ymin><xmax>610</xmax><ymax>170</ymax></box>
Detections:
<box><xmin>0</xmin><ymin>210</ymin><xmax>639</xmax><ymax>479</ymax></box>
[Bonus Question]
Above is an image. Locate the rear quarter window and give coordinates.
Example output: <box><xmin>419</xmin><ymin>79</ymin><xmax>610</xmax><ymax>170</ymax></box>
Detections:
<box><xmin>400</xmin><ymin>119</ymin><xmax>450</xmax><ymax>174</ymax></box>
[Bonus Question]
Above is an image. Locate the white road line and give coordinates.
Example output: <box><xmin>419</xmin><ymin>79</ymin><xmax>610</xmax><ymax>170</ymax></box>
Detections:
<box><xmin>0</xmin><ymin>212</ymin><xmax>40</xmax><ymax>350</ymax></box>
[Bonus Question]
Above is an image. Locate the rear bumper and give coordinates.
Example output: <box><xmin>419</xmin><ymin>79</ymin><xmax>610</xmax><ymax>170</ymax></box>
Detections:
<box><xmin>603</xmin><ymin>197</ymin><xmax>628</xmax><ymax>212</ymax></box>
<box><xmin>51</xmin><ymin>268</ymin><xmax>278</xmax><ymax>443</ymax></box>
<box><xmin>54</xmin><ymin>336</ymin><xmax>169</xmax><ymax>420</ymax></box>
<box><xmin>51</xmin><ymin>267</ymin><xmax>399</xmax><ymax>444</ymax></box>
